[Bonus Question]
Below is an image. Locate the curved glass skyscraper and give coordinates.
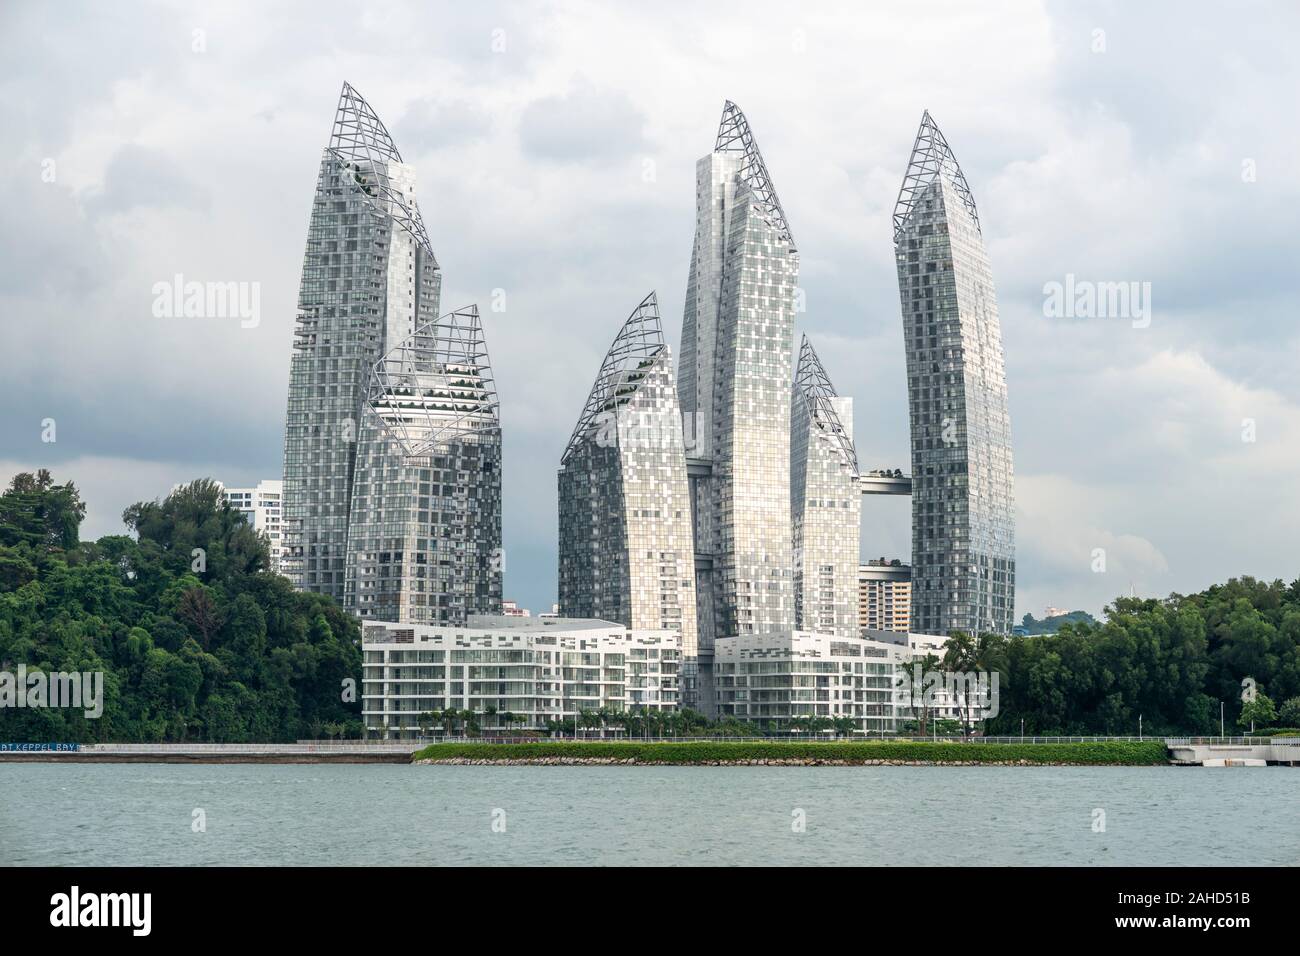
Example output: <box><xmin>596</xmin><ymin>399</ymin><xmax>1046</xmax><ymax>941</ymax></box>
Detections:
<box><xmin>344</xmin><ymin>305</ymin><xmax>502</xmax><ymax>624</ymax></box>
<box><xmin>679</xmin><ymin>101</ymin><xmax>801</xmax><ymax>710</ymax></box>
<box><xmin>791</xmin><ymin>335</ymin><xmax>861</xmax><ymax>638</ymax></box>
<box><xmin>282</xmin><ymin>83</ymin><xmax>501</xmax><ymax>624</ymax></box>
<box><xmin>557</xmin><ymin>293</ymin><xmax>696</xmax><ymax>652</ymax></box>
<box><xmin>893</xmin><ymin>111</ymin><xmax>1015</xmax><ymax>636</ymax></box>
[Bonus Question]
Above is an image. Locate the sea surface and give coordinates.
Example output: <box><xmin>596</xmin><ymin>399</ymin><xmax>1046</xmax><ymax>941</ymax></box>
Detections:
<box><xmin>2</xmin><ymin>763</ymin><xmax>1295</xmax><ymax>866</ymax></box>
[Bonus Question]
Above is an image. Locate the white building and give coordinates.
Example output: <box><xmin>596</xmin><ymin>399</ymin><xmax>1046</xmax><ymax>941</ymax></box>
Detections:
<box><xmin>222</xmin><ymin>479</ymin><xmax>284</xmax><ymax>572</ymax></box>
<box><xmin>361</xmin><ymin>616</ymin><xmax>679</xmax><ymax>740</ymax></box>
<box><xmin>715</xmin><ymin>632</ymin><xmax>908</xmax><ymax>735</ymax></box>
<box><xmin>716</xmin><ymin>630</ymin><xmax>991</xmax><ymax>735</ymax></box>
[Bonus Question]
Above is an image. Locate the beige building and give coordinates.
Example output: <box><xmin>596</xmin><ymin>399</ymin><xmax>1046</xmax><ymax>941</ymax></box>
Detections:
<box><xmin>858</xmin><ymin>563</ymin><xmax>911</xmax><ymax>634</ymax></box>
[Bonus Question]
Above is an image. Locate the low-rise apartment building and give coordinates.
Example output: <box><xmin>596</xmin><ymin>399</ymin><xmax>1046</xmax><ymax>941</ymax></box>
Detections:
<box><xmin>361</xmin><ymin>615</ymin><xmax>679</xmax><ymax>740</ymax></box>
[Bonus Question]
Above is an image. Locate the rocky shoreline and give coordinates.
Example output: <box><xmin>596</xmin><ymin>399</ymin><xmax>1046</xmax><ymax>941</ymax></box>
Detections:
<box><xmin>414</xmin><ymin>756</ymin><xmax>1114</xmax><ymax>767</ymax></box>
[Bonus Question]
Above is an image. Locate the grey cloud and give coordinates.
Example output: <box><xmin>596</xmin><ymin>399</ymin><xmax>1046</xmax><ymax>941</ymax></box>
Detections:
<box><xmin>517</xmin><ymin>82</ymin><xmax>649</xmax><ymax>163</ymax></box>
<box><xmin>397</xmin><ymin>97</ymin><xmax>494</xmax><ymax>151</ymax></box>
<box><xmin>85</xmin><ymin>145</ymin><xmax>210</xmax><ymax>215</ymax></box>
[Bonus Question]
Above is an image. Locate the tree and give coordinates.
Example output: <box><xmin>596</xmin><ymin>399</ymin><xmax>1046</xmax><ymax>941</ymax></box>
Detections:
<box><xmin>0</xmin><ymin>470</ymin><xmax>362</xmax><ymax>745</ymax></box>
<box><xmin>1278</xmin><ymin>696</ymin><xmax>1300</xmax><ymax>728</ymax></box>
<box><xmin>1239</xmin><ymin>693</ymin><xmax>1276</xmax><ymax>733</ymax></box>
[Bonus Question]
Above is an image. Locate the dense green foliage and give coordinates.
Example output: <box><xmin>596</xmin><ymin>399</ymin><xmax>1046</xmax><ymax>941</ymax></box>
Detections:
<box><xmin>413</xmin><ymin>740</ymin><xmax>1170</xmax><ymax>766</ymax></box>
<box><xmin>987</xmin><ymin>584</ymin><xmax>1300</xmax><ymax>736</ymax></box>
<box><xmin>0</xmin><ymin>472</ymin><xmax>361</xmax><ymax>742</ymax></box>
<box><xmin>1019</xmin><ymin>610</ymin><xmax>1098</xmax><ymax>634</ymax></box>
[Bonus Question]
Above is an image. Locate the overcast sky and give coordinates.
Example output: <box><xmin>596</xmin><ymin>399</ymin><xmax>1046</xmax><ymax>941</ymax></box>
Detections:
<box><xmin>3</xmin><ymin>0</ymin><xmax>1298</xmax><ymax>622</ymax></box>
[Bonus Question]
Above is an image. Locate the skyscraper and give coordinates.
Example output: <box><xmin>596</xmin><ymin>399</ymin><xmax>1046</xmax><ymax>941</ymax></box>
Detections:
<box><xmin>282</xmin><ymin>82</ymin><xmax>442</xmax><ymax>600</ymax></box>
<box><xmin>679</xmin><ymin>101</ymin><xmax>801</xmax><ymax>711</ymax></box>
<box><xmin>557</xmin><ymin>293</ymin><xmax>697</xmax><ymax>659</ymax></box>
<box><xmin>343</xmin><ymin>305</ymin><xmax>502</xmax><ymax>625</ymax></box>
<box><xmin>790</xmin><ymin>336</ymin><xmax>861</xmax><ymax>638</ymax></box>
<box><xmin>894</xmin><ymin>111</ymin><xmax>1015</xmax><ymax>636</ymax></box>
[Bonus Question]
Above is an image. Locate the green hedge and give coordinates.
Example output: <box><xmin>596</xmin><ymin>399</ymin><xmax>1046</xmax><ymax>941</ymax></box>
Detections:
<box><xmin>412</xmin><ymin>740</ymin><xmax>1169</xmax><ymax>766</ymax></box>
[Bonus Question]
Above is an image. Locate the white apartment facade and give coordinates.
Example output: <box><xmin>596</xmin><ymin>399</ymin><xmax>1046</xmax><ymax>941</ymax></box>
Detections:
<box><xmin>222</xmin><ymin>479</ymin><xmax>284</xmax><ymax>572</ymax></box>
<box><xmin>716</xmin><ymin>630</ymin><xmax>990</xmax><ymax>735</ymax></box>
<box><xmin>715</xmin><ymin>632</ymin><xmax>907</xmax><ymax>735</ymax></box>
<box><xmin>361</xmin><ymin>616</ymin><xmax>679</xmax><ymax>740</ymax></box>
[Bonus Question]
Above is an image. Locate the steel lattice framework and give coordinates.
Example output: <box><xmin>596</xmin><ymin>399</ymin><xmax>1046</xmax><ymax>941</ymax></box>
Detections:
<box><xmin>893</xmin><ymin>110</ymin><xmax>980</xmax><ymax>242</ymax></box>
<box><xmin>794</xmin><ymin>334</ymin><xmax>859</xmax><ymax>472</ymax></box>
<box><xmin>715</xmin><ymin>100</ymin><xmax>795</xmax><ymax>248</ymax></box>
<box><xmin>562</xmin><ymin>291</ymin><xmax>665</xmax><ymax>465</ymax></box>
<box><xmin>364</xmin><ymin>304</ymin><xmax>499</xmax><ymax>458</ymax></box>
<box><xmin>327</xmin><ymin>81</ymin><xmax>438</xmax><ymax>263</ymax></box>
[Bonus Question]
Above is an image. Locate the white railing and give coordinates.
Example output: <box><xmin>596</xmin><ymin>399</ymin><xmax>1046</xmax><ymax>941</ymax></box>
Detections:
<box><xmin>405</xmin><ymin>734</ymin><xmax>1176</xmax><ymax>745</ymax></box>
<box><xmin>76</xmin><ymin>741</ymin><xmax>416</xmax><ymax>753</ymax></box>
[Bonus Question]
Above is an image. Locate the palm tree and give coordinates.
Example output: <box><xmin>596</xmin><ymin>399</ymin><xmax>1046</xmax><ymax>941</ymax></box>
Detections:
<box><xmin>484</xmin><ymin>703</ymin><xmax>499</xmax><ymax>735</ymax></box>
<box><xmin>441</xmin><ymin>708</ymin><xmax>459</xmax><ymax>737</ymax></box>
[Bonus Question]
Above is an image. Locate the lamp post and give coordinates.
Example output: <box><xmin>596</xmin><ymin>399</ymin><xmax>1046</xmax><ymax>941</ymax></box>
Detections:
<box><xmin>1220</xmin><ymin>701</ymin><xmax>1225</xmax><ymax>738</ymax></box>
<box><xmin>1139</xmin><ymin>714</ymin><xmax>1143</xmax><ymax>741</ymax></box>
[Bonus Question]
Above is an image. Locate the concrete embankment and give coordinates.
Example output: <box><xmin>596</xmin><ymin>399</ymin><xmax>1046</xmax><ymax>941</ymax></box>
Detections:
<box><xmin>0</xmin><ymin>744</ymin><xmax>414</xmax><ymax>764</ymax></box>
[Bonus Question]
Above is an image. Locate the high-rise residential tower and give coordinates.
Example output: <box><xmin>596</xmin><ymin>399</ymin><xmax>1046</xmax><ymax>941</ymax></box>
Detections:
<box><xmin>790</xmin><ymin>336</ymin><xmax>861</xmax><ymax>638</ymax></box>
<box><xmin>220</xmin><ymin>480</ymin><xmax>285</xmax><ymax>572</ymax></box>
<box><xmin>893</xmin><ymin>111</ymin><xmax>1015</xmax><ymax>635</ymax></box>
<box><xmin>343</xmin><ymin>305</ymin><xmax>503</xmax><ymax>625</ymax></box>
<box><xmin>679</xmin><ymin>101</ymin><xmax>801</xmax><ymax>711</ymax></box>
<box><xmin>558</xmin><ymin>293</ymin><xmax>697</xmax><ymax>659</ymax></box>
<box><xmin>282</xmin><ymin>82</ymin><xmax>442</xmax><ymax>599</ymax></box>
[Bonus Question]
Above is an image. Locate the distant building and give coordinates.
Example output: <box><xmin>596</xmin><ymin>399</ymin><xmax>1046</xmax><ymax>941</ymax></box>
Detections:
<box><xmin>222</xmin><ymin>479</ymin><xmax>284</xmax><ymax>571</ymax></box>
<box><xmin>537</xmin><ymin>604</ymin><xmax>560</xmax><ymax>620</ymax></box>
<box><xmin>857</xmin><ymin>563</ymin><xmax>912</xmax><ymax>634</ymax></box>
<box><xmin>361</xmin><ymin>617</ymin><xmax>679</xmax><ymax>740</ymax></box>
<box><xmin>501</xmin><ymin>600</ymin><xmax>531</xmax><ymax>618</ymax></box>
<box><xmin>1043</xmin><ymin>606</ymin><xmax>1067</xmax><ymax>620</ymax></box>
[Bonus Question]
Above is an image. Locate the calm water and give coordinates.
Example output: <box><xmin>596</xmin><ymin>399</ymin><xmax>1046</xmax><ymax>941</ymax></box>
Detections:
<box><xmin>1</xmin><ymin>763</ymin><xmax>1296</xmax><ymax>866</ymax></box>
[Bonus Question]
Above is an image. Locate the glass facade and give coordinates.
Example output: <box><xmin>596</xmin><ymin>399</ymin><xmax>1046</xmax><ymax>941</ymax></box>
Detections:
<box><xmin>790</xmin><ymin>336</ymin><xmax>861</xmax><ymax>638</ymax></box>
<box><xmin>679</xmin><ymin>101</ymin><xmax>800</xmax><ymax>713</ymax></box>
<box><xmin>557</xmin><ymin>292</ymin><xmax>697</xmax><ymax>659</ymax></box>
<box><xmin>893</xmin><ymin>112</ymin><xmax>1015</xmax><ymax>635</ymax></box>
<box><xmin>282</xmin><ymin>83</ymin><xmax>500</xmax><ymax>624</ymax></box>
<box><xmin>344</xmin><ymin>306</ymin><xmax>503</xmax><ymax>625</ymax></box>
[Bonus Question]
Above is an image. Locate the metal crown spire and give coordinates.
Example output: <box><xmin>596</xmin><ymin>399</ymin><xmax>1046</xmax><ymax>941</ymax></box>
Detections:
<box><xmin>893</xmin><ymin>110</ymin><xmax>980</xmax><ymax>242</ymax></box>
<box><xmin>562</xmin><ymin>292</ymin><xmax>668</xmax><ymax>465</ymax></box>
<box><xmin>327</xmin><ymin>81</ymin><xmax>437</xmax><ymax>263</ymax></box>
<box><xmin>365</xmin><ymin>304</ymin><xmax>500</xmax><ymax>457</ymax></box>
<box><xmin>715</xmin><ymin>100</ymin><xmax>795</xmax><ymax>248</ymax></box>
<box><xmin>795</xmin><ymin>334</ymin><xmax>858</xmax><ymax>472</ymax></box>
